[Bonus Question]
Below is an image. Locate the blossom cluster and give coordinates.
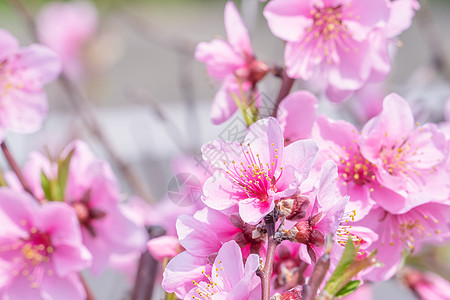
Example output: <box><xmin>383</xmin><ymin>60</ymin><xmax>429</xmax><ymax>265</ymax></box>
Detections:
<box><xmin>0</xmin><ymin>0</ymin><xmax>449</xmax><ymax>299</ymax></box>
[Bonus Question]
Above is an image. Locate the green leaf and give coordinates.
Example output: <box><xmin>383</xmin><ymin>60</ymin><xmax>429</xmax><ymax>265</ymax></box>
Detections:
<box><xmin>335</xmin><ymin>280</ymin><xmax>360</xmax><ymax>298</ymax></box>
<box><xmin>57</xmin><ymin>148</ymin><xmax>75</xmax><ymax>200</ymax></box>
<box><xmin>41</xmin><ymin>170</ymin><xmax>52</xmax><ymax>200</ymax></box>
<box><xmin>324</xmin><ymin>236</ymin><xmax>357</xmax><ymax>293</ymax></box>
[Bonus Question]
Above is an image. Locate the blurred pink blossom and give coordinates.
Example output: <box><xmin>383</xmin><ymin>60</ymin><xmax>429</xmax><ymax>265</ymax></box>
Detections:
<box><xmin>263</xmin><ymin>0</ymin><xmax>413</xmax><ymax>102</ymax></box>
<box><xmin>22</xmin><ymin>140</ymin><xmax>147</xmax><ymax>274</ymax></box>
<box><xmin>184</xmin><ymin>240</ymin><xmax>261</xmax><ymax>300</ymax></box>
<box><xmin>195</xmin><ymin>1</ymin><xmax>268</xmax><ymax>124</ymax></box>
<box><xmin>0</xmin><ymin>29</ymin><xmax>61</xmax><ymax>140</ymax></box>
<box><xmin>0</xmin><ymin>188</ymin><xmax>91</xmax><ymax>299</ymax></box>
<box><xmin>36</xmin><ymin>0</ymin><xmax>98</xmax><ymax>80</ymax></box>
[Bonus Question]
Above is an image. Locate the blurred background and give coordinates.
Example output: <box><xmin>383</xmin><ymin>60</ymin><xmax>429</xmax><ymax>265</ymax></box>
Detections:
<box><xmin>1</xmin><ymin>0</ymin><xmax>450</xmax><ymax>299</ymax></box>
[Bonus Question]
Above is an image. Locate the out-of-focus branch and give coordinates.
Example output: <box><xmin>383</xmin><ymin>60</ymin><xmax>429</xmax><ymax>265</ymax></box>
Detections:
<box><xmin>416</xmin><ymin>0</ymin><xmax>450</xmax><ymax>81</ymax></box>
<box><xmin>131</xmin><ymin>226</ymin><xmax>166</xmax><ymax>300</ymax></box>
<box><xmin>6</xmin><ymin>0</ymin><xmax>156</xmax><ymax>203</ymax></box>
<box><xmin>125</xmin><ymin>87</ymin><xmax>188</xmax><ymax>152</ymax></box>
<box><xmin>271</xmin><ymin>68</ymin><xmax>295</xmax><ymax>118</ymax></box>
<box><xmin>79</xmin><ymin>273</ymin><xmax>97</xmax><ymax>300</ymax></box>
<box><xmin>117</xmin><ymin>6</ymin><xmax>197</xmax><ymax>56</ymax></box>
<box><xmin>1</xmin><ymin>141</ymin><xmax>34</xmax><ymax>198</ymax></box>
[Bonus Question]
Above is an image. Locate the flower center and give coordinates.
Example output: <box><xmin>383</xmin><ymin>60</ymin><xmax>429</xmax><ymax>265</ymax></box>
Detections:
<box><xmin>311</xmin><ymin>5</ymin><xmax>344</xmax><ymax>41</ymax></box>
<box><xmin>338</xmin><ymin>147</ymin><xmax>376</xmax><ymax>186</ymax></box>
<box><xmin>222</xmin><ymin>143</ymin><xmax>282</xmax><ymax>202</ymax></box>
<box><xmin>0</xmin><ymin>221</ymin><xmax>56</xmax><ymax>289</ymax></box>
<box><xmin>379</xmin><ymin>138</ymin><xmax>414</xmax><ymax>176</ymax></box>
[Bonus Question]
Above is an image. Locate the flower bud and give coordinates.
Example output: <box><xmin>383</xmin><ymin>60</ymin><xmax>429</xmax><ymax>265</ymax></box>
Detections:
<box><xmin>287</xmin><ymin>220</ymin><xmax>311</xmax><ymax>244</ymax></box>
<box><xmin>271</xmin><ymin>287</ymin><xmax>302</xmax><ymax>300</ymax></box>
<box><xmin>277</xmin><ymin>193</ymin><xmax>310</xmax><ymax>221</ymax></box>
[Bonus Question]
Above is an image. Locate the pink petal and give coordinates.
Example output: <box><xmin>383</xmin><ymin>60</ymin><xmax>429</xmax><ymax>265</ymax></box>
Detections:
<box><xmin>202</xmin><ymin>173</ymin><xmax>240</xmax><ymax>211</ymax></box>
<box><xmin>277</xmin><ymin>91</ymin><xmax>318</xmax><ymax>141</ymax></box>
<box><xmin>162</xmin><ymin>252</ymin><xmax>210</xmax><ymax>299</ymax></box>
<box><xmin>283</xmin><ymin>139</ymin><xmax>318</xmax><ymax>182</ymax></box>
<box><xmin>385</xmin><ymin>0</ymin><xmax>419</xmax><ymax>38</ymax></box>
<box><xmin>285</xmin><ymin>40</ymin><xmax>320</xmax><ymax>79</ymax></box>
<box><xmin>0</xmin><ymin>29</ymin><xmax>19</xmax><ymax>61</ymax></box>
<box><xmin>263</xmin><ymin>0</ymin><xmax>314</xmax><ymax>42</ymax></box>
<box><xmin>343</xmin><ymin>0</ymin><xmax>390</xmax><ymax>41</ymax></box>
<box><xmin>15</xmin><ymin>44</ymin><xmax>62</xmax><ymax>84</ymax></box>
<box><xmin>244</xmin><ymin>117</ymin><xmax>284</xmax><ymax>167</ymax></box>
<box><xmin>238</xmin><ymin>197</ymin><xmax>274</xmax><ymax>224</ymax></box>
<box><xmin>212</xmin><ymin>240</ymin><xmax>244</xmax><ymax>291</ymax></box>
<box><xmin>224</xmin><ymin>1</ymin><xmax>252</xmax><ymax>55</ymax></box>
<box><xmin>41</xmin><ymin>273</ymin><xmax>87</xmax><ymax>300</ymax></box>
<box><xmin>327</xmin><ymin>38</ymin><xmax>372</xmax><ymax>91</ymax></box>
<box><xmin>147</xmin><ymin>236</ymin><xmax>180</xmax><ymax>261</ymax></box>
<box><xmin>195</xmin><ymin>40</ymin><xmax>243</xmax><ymax>80</ymax></box>
<box><xmin>210</xmin><ymin>78</ymin><xmax>239</xmax><ymax>125</ymax></box>
<box><xmin>176</xmin><ymin>214</ymin><xmax>222</xmax><ymax>256</ymax></box>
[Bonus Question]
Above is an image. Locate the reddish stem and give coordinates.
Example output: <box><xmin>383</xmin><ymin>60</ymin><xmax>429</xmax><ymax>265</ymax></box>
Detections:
<box><xmin>1</xmin><ymin>142</ymin><xmax>34</xmax><ymax>198</ymax></box>
<box><xmin>258</xmin><ymin>213</ymin><xmax>280</xmax><ymax>300</ymax></box>
<box><xmin>79</xmin><ymin>273</ymin><xmax>96</xmax><ymax>300</ymax></box>
<box><xmin>271</xmin><ymin>69</ymin><xmax>295</xmax><ymax>118</ymax></box>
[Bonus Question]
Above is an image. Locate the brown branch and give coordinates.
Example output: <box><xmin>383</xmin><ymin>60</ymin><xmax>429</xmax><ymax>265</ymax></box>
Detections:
<box><xmin>258</xmin><ymin>213</ymin><xmax>280</xmax><ymax>300</ymax></box>
<box><xmin>6</xmin><ymin>0</ymin><xmax>156</xmax><ymax>203</ymax></box>
<box><xmin>131</xmin><ymin>226</ymin><xmax>166</xmax><ymax>300</ymax></box>
<box><xmin>271</xmin><ymin>69</ymin><xmax>295</xmax><ymax>118</ymax></box>
<box><xmin>1</xmin><ymin>141</ymin><xmax>34</xmax><ymax>198</ymax></box>
<box><xmin>79</xmin><ymin>273</ymin><xmax>96</xmax><ymax>300</ymax></box>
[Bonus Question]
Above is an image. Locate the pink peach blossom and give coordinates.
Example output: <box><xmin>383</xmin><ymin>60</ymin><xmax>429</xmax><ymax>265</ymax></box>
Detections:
<box><xmin>0</xmin><ymin>29</ymin><xmax>61</xmax><ymax>139</ymax></box>
<box><xmin>184</xmin><ymin>240</ymin><xmax>261</xmax><ymax>300</ymax></box>
<box><xmin>357</xmin><ymin>203</ymin><xmax>450</xmax><ymax>281</ymax></box>
<box><xmin>263</xmin><ymin>0</ymin><xmax>395</xmax><ymax>102</ymax></box>
<box><xmin>201</xmin><ymin>117</ymin><xmax>318</xmax><ymax>224</ymax></box>
<box><xmin>360</xmin><ymin>93</ymin><xmax>449</xmax><ymax>213</ymax></box>
<box><xmin>21</xmin><ymin>140</ymin><xmax>147</xmax><ymax>274</ymax></box>
<box><xmin>195</xmin><ymin>1</ymin><xmax>268</xmax><ymax>124</ymax></box>
<box><xmin>401</xmin><ymin>267</ymin><xmax>450</xmax><ymax>300</ymax></box>
<box><xmin>36</xmin><ymin>1</ymin><xmax>98</xmax><ymax>80</ymax></box>
<box><xmin>0</xmin><ymin>188</ymin><xmax>91</xmax><ymax>300</ymax></box>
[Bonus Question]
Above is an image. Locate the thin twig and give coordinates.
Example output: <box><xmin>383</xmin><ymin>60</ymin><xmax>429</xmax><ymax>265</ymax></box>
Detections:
<box><xmin>117</xmin><ymin>6</ymin><xmax>197</xmax><ymax>56</ymax></box>
<box><xmin>271</xmin><ymin>70</ymin><xmax>295</xmax><ymax>117</ymax></box>
<box><xmin>79</xmin><ymin>273</ymin><xmax>96</xmax><ymax>300</ymax></box>
<box><xmin>258</xmin><ymin>213</ymin><xmax>280</xmax><ymax>300</ymax></box>
<box><xmin>1</xmin><ymin>142</ymin><xmax>34</xmax><ymax>197</ymax></box>
<box><xmin>6</xmin><ymin>0</ymin><xmax>156</xmax><ymax>203</ymax></box>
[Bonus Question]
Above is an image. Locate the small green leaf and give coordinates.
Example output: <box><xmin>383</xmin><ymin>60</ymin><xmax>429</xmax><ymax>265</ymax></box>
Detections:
<box><xmin>335</xmin><ymin>280</ymin><xmax>360</xmax><ymax>298</ymax></box>
<box><xmin>57</xmin><ymin>148</ymin><xmax>75</xmax><ymax>200</ymax></box>
<box><xmin>41</xmin><ymin>170</ymin><xmax>52</xmax><ymax>200</ymax></box>
<box><xmin>325</xmin><ymin>236</ymin><xmax>356</xmax><ymax>293</ymax></box>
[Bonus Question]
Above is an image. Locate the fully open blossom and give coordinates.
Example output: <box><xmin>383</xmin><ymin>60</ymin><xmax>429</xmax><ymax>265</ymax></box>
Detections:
<box><xmin>0</xmin><ymin>29</ymin><xmax>61</xmax><ymax>139</ymax></box>
<box><xmin>21</xmin><ymin>140</ymin><xmax>147</xmax><ymax>274</ymax></box>
<box><xmin>0</xmin><ymin>188</ymin><xmax>91</xmax><ymax>299</ymax></box>
<box><xmin>162</xmin><ymin>208</ymin><xmax>242</xmax><ymax>298</ymax></box>
<box><xmin>263</xmin><ymin>0</ymin><xmax>395</xmax><ymax>102</ymax></box>
<box><xmin>196</xmin><ymin>1</ymin><xmax>268</xmax><ymax>124</ymax></box>
<box><xmin>184</xmin><ymin>240</ymin><xmax>261</xmax><ymax>300</ymax></box>
<box><xmin>357</xmin><ymin>203</ymin><xmax>450</xmax><ymax>281</ymax></box>
<box><xmin>202</xmin><ymin>117</ymin><xmax>318</xmax><ymax>224</ymax></box>
<box><xmin>360</xmin><ymin>93</ymin><xmax>449</xmax><ymax>213</ymax></box>
<box><xmin>36</xmin><ymin>0</ymin><xmax>98</xmax><ymax>80</ymax></box>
